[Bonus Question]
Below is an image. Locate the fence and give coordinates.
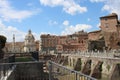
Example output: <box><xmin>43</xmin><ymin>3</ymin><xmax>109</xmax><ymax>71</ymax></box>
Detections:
<box><xmin>0</xmin><ymin>54</ymin><xmax>15</xmax><ymax>80</ymax></box>
<box><xmin>0</xmin><ymin>62</ymin><xmax>16</xmax><ymax>80</ymax></box>
<box><xmin>0</xmin><ymin>61</ymin><xmax>97</xmax><ymax>80</ymax></box>
<box><xmin>48</xmin><ymin>61</ymin><xmax>97</xmax><ymax>80</ymax></box>
<box><xmin>0</xmin><ymin>53</ymin><xmax>97</xmax><ymax>80</ymax></box>
<box><xmin>0</xmin><ymin>61</ymin><xmax>48</xmax><ymax>80</ymax></box>
<box><xmin>6</xmin><ymin>52</ymin><xmax>39</xmax><ymax>61</ymax></box>
<box><xmin>0</xmin><ymin>54</ymin><xmax>15</xmax><ymax>63</ymax></box>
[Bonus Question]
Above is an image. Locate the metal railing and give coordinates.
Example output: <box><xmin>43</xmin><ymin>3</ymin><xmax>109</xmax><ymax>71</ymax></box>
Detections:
<box><xmin>0</xmin><ymin>61</ymin><xmax>48</xmax><ymax>80</ymax></box>
<box><xmin>48</xmin><ymin>61</ymin><xmax>97</xmax><ymax>80</ymax></box>
<box><xmin>0</xmin><ymin>54</ymin><xmax>15</xmax><ymax>63</ymax></box>
<box><xmin>0</xmin><ymin>61</ymin><xmax>97</xmax><ymax>80</ymax></box>
<box><xmin>0</xmin><ymin>63</ymin><xmax>16</xmax><ymax>80</ymax></box>
<box><xmin>0</xmin><ymin>53</ymin><xmax>97</xmax><ymax>80</ymax></box>
<box><xmin>5</xmin><ymin>52</ymin><xmax>32</xmax><ymax>57</ymax></box>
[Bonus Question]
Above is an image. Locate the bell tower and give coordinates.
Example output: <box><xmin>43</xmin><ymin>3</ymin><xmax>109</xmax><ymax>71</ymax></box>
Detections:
<box><xmin>12</xmin><ymin>34</ymin><xmax>15</xmax><ymax>52</ymax></box>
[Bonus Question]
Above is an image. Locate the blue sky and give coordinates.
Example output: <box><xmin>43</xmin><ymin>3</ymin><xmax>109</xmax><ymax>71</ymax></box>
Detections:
<box><xmin>0</xmin><ymin>0</ymin><xmax>120</xmax><ymax>42</ymax></box>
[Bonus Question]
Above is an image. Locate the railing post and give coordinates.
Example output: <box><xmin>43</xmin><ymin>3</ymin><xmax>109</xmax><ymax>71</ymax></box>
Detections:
<box><xmin>49</xmin><ymin>61</ymin><xmax>52</xmax><ymax>80</ymax></box>
<box><xmin>76</xmin><ymin>72</ymin><xmax>78</xmax><ymax>80</ymax></box>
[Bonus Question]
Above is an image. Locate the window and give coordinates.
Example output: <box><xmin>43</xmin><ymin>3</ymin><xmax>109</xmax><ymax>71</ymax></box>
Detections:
<box><xmin>105</xmin><ymin>23</ymin><xmax>109</xmax><ymax>28</ymax></box>
<box><xmin>105</xmin><ymin>18</ymin><xmax>108</xmax><ymax>21</ymax></box>
<box><xmin>82</xmin><ymin>40</ymin><xmax>83</xmax><ymax>43</ymax></box>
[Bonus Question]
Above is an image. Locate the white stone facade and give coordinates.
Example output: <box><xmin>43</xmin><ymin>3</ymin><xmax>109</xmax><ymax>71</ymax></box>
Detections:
<box><xmin>24</xmin><ymin>30</ymin><xmax>36</xmax><ymax>52</ymax></box>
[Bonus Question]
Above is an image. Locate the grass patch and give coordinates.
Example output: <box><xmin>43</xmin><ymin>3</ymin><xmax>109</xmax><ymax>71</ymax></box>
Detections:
<box><xmin>15</xmin><ymin>57</ymin><xmax>33</xmax><ymax>62</ymax></box>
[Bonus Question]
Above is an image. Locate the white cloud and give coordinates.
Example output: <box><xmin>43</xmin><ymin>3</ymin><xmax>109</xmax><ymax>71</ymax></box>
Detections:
<box><xmin>48</xmin><ymin>20</ymin><xmax>58</xmax><ymax>25</ymax></box>
<box><xmin>61</xmin><ymin>20</ymin><xmax>92</xmax><ymax>35</ymax></box>
<box><xmin>40</xmin><ymin>32</ymin><xmax>58</xmax><ymax>39</ymax></box>
<box><xmin>0</xmin><ymin>0</ymin><xmax>38</xmax><ymax>22</ymax></box>
<box><xmin>63</xmin><ymin>20</ymin><xmax>69</xmax><ymax>26</ymax></box>
<box><xmin>40</xmin><ymin>32</ymin><xmax>57</xmax><ymax>35</ymax></box>
<box><xmin>32</xmin><ymin>32</ymin><xmax>40</xmax><ymax>41</ymax></box>
<box><xmin>102</xmin><ymin>1</ymin><xmax>120</xmax><ymax>17</ymax></box>
<box><xmin>0</xmin><ymin>20</ymin><xmax>39</xmax><ymax>42</ymax></box>
<box><xmin>40</xmin><ymin>0</ymin><xmax>87</xmax><ymax>15</ymax></box>
<box><xmin>0</xmin><ymin>20</ymin><xmax>25</xmax><ymax>42</ymax></box>
<box><xmin>90</xmin><ymin>0</ymin><xmax>120</xmax><ymax>18</ymax></box>
<box><xmin>102</xmin><ymin>5</ymin><xmax>110</xmax><ymax>11</ymax></box>
<box><xmin>90</xmin><ymin>0</ymin><xmax>105</xmax><ymax>3</ymax></box>
<box><xmin>96</xmin><ymin>23</ymin><xmax>101</xmax><ymax>28</ymax></box>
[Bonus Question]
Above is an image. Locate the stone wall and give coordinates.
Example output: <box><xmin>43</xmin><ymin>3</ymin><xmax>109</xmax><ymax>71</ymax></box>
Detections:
<box><xmin>60</xmin><ymin>54</ymin><xmax>120</xmax><ymax>80</ymax></box>
<box><xmin>88</xmin><ymin>30</ymin><xmax>101</xmax><ymax>41</ymax></box>
<box><xmin>109</xmin><ymin>64</ymin><xmax>120</xmax><ymax>80</ymax></box>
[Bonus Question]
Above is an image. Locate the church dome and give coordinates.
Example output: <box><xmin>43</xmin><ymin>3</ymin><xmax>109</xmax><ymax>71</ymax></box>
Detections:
<box><xmin>25</xmin><ymin>30</ymin><xmax>35</xmax><ymax>40</ymax></box>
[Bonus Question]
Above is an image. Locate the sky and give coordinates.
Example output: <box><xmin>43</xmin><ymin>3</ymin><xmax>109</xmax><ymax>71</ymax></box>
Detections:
<box><xmin>0</xmin><ymin>0</ymin><xmax>120</xmax><ymax>42</ymax></box>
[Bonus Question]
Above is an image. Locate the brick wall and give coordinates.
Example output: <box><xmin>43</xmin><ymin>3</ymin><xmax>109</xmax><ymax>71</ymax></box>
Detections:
<box><xmin>88</xmin><ymin>30</ymin><xmax>101</xmax><ymax>41</ymax></box>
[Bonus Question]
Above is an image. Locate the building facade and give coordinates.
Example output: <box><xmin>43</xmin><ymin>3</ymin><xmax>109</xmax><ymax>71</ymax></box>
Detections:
<box><xmin>24</xmin><ymin>30</ymin><xmax>36</xmax><ymax>52</ymax></box>
<box><xmin>40</xmin><ymin>34</ymin><xmax>58</xmax><ymax>52</ymax></box>
<box><xmin>62</xmin><ymin>30</ymin><xmax>88</xmax><ymax>52</ymax></box>
<box><xmin>4</xmin><ymin>30</ymin><xmax>38</xmax><ymax>53</ymax></box>
<box><xmin>88</xmin><ymin>30</ymin><xmax>102</xmax><ymax>41</ymax></box>
<box><xmin>100</xmin><ymin>13</ymin><xmax>120</xmax><ymax>50</ymax></box>
<box><xmin>88</xmin><ymin>30</ymin><xmax>105</xmax><ymax>51</ymax></box>
<box><xmin>4</xmin><ymin>34</ymin><xmax>24</xmax><ymax>53</ymax></box>
<box><xmin>88</xmin><ymin>13</ymin><xmax>120</xmax><ymax>51</ymax></box>
<box><xmin>41</xmin><ymin>30</ymin><xmax>88</xmax><ymax>52</ymax></box>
